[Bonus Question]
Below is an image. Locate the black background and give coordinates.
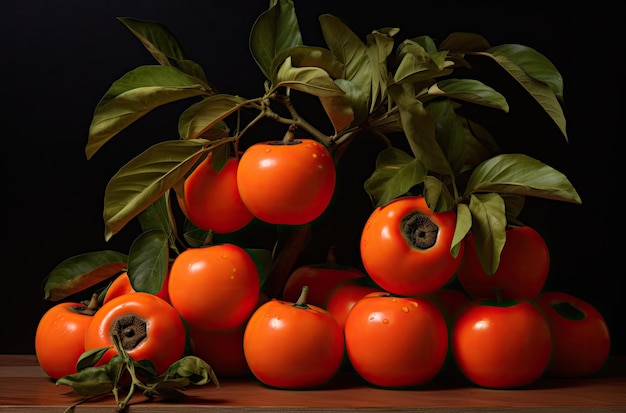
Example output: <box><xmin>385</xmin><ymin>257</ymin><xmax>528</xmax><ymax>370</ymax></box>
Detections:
<box><xmin>2</xmin><ymin>1</ymin><xmax>622</xmax><ymax>356</ymax></box>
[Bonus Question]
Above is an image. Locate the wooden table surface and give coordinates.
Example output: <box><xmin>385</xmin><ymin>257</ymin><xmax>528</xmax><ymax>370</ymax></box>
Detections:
<box><xmin>0</xmin><ymin>354</ymin><xmax>624</xmax><ymax>412</ymax></box>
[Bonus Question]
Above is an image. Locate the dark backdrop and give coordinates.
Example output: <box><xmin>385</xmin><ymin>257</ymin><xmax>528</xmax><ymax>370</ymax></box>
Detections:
<box><xmin>2</xmin><ymin>1</ymin><xmax>622</xmax><ymax>356</ymax></box>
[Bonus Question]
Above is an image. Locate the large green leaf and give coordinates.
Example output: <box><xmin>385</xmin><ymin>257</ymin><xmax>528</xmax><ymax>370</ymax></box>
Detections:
<box><xmin>319</xmin><ymin>14</ymin><xmax>372</xmax><ymax>101</ymax></box>
<box><xmin>127</xmin><ymin>229</ymin><xmax>169</xmax><ymax>294</ymax></box>
<box><xmin>387</xmin><ymin>84</ymin><xmax>452</xmax><ymax>175</ymax></box>
<box><xmin>117</xmin><ymin>17</ymin><xmax>184</xmax><ymax>64</ymax></box>
<box><xmin>274</xmin><ymin>57</ymin><xmax>346</xmax><ymax>97</ymax></box>
<box><xmin>464</xmin><ymin>153</ymin><xmax>582</xmax><ymax>204</ymax></box>
<box><xmin>43</xmin><ymin>251</ymin><xmax>128</xmax><ymax>301</ymax></box>
<box><xmin>366</xmin><ymin>29</ymin><xmax>397</xmax><ymax>112</ymax></box>
<box><xmin>179</xmin><ymin>94</ymin><xmax>251</xmax><ymax>139</ymax></box>
<box><xmin>250</xmin><ymin>0</ymin><xmax>303</xmax><ymax>80</ymax></box>
<box><xmin>427</xmin><ymin>78</ymin><xmax>509</xmax><ymax>112</ymax></box>
<box><xmin>489</xmin><ymin>44</ymin><xmax>564</xmax><ymax>101</ymax></box>
<box><xmin>364</xmin><ymin>147</ymin><xmax>427</xmax><ymax>207</ymax></box>
<box><xmin>482</xmin><ymin>51</ymin><xmax>567</xmax><ymax>141</ymax></box>
<box><xmin>467</xmin><ymin>192</ymin><xmax>507</xmax><ymax>275</ymax></box>
<box><xmin>86</xmin><ymin>66</ymin><xmax>211</xmax><ymax>159</ymax></box>
<box><xmin>117</xmin><ymin>17</ymin><xmax>210</xmax><ymax>84</ymax></box>
<box><xmin>103</xmin><ymin>139</ymin><xmax>215</xmax><ymax>241</ymax></box>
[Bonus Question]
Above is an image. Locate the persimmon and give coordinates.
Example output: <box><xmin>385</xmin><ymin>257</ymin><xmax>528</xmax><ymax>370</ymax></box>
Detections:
<box><xmin>35</xmin><ymin>294</ymin><xmax>98</xmax><ymax>379</ymax></box>
<box><xmin>84</xmin><ymin>292</ymin><xmax>186</xmax><ymax>375</ymax></box>
<box><xmin>237</xmin><ymin>138</ymin><xmax>336</xmax><ymax>225</ymax></box>
<box><xmin>243</xmin><ymin>287</ymin><xmax>344</xmax><ymax>389</ymax></box>
<box><xmin>180</xmin><ymin>153</ymin><xmax>254</xmax><ymax>234</ymax></box>
<box><xmin>168</xmin><ymin>243</ymin><xmax>260</xmax><ymax>330</ymax></box>
<box><xmin>360</xmin><ymin>196</ymin><xmax>464</xmax><ymax>296</ymax></box>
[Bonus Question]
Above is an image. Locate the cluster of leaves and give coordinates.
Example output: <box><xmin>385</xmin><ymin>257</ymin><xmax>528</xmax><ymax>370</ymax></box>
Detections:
<box><xmin>43</xmin><ymin>0</ymin><xmax>580</xmax><ymax>303</ymax></box>
<box><xmin>56</xmin><ymin>333</ymin><xmax>218</xmax><ymax>413</ymax></box>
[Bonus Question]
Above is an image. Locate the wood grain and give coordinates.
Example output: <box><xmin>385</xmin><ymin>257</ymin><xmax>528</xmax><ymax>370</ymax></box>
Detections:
<box><xmin>0</xmin><ymin>355</ymin><xmax>624</xmax><ymax>412</ymax></box>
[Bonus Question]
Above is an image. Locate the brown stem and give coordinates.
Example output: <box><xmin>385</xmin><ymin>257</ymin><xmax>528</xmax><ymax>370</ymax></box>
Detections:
<box><xmin>87</xmin><ymin>293</ymin><xmax>99</xmax><ymax>311</ymax></box>
<box><xmin>202</xmin><ymin>230</ymin><xmax>214</xmax><ymax>247</ymax></box>
<box><xmin>268</xmin><ymin>93</ymin><xmax>333</xmax><ymax>147</ymax></box>
<box><xmin>282</xmin><ymin>124</ymin><xmax>297</xmax><ymax>143</ymax></box>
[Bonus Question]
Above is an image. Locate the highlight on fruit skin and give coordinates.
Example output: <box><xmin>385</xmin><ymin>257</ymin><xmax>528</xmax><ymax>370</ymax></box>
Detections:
<box><xmin>360</xmin><ymin>196</ymin><xmax>464</xmax><ymax>296</ymax></box>
<box><xmin>236</xmin><ymin>139</ymin><xmax>337</xmax><ymax>226</ymax></box>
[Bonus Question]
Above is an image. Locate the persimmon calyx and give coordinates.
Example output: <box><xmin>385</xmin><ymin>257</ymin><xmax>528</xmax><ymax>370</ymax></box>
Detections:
<box><xmin>401</xmin><ymin>212</ymin><xmax>438</xmax><ymax>249</ymax></box>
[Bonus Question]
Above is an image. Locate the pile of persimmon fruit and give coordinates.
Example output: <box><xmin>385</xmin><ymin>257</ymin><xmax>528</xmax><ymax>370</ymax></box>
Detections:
<box><xmin>36</xmin><ymin>137</ymin><xmax>611</xmax><ymax>391</ymax></box>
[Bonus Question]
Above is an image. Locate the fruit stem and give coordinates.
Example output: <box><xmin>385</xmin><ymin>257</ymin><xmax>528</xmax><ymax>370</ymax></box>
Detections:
<box><xmin>283</xmin><ymin>124</ymin><xmax>297</xmax><ymax>143</ymax></box>
<box><xmin>202</xmin><ymin>230</ymin><xmax>215</xmax><ymax>247</ymax></box>
<box><xmin>294</xmin><ymin>285</ymin><xmax>310</xmax><ymax>307</ymax></box>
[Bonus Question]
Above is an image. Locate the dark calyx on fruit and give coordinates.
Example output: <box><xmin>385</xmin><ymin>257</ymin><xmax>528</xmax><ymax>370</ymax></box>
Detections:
<box><xmin>401</xmin><ymin>212</ymin><xmax>438</xmax><ymax>249</ymax></box>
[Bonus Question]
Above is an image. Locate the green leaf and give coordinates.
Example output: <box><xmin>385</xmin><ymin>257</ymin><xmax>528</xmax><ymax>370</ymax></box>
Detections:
<box><xmin>366</xmin><ymin>29</ymin><xmax>396</xmax><ymax>111</ymax></box>
<box><xmin>163</xmin><ymin>355</ymin><xmax>219</xmax><ymax>387</ymax></box>
<box><xmin>137</xmin><ymin>192</ymin><xmax>180</xmax><ymax>255</ymax></box>
<box><xmin>502</xmin><ymin>194</ymin><xmax>526</xmax><ymax>225</ymax></box>
<box><xmin>426</xmin><ymin>99</ymin><xmax>466</xmax><ymax>175</ymax></box>
<box><xmin>270</xmin><ymin>45</ymin><xmax>345</xmax><ymax>80</ymax></box>
<box><xmin>489</xmin><ymin>44</ymin><xmax>564</xmax><ymax>101</ymax></box>
<box><xmin>103</xmin><ymin>139</ymin><xmax>213</xmax><ymax>241</ymax></box>
<box><xmin>127</xmin><ymin>229</ymin><xmax>169</xmax><ymax>295</ymax></box>
<box><xmin>116</xmin><ymin>18</ymin><xmax>185</xmax><ymax>65</ymax></box>
<box><xmin>393</xmin><ymin>39</ymin><xmax>454</xmax><ymax>85</ymax></box>
<box><xmin>427</xmin><ymin>78</ymin><xmax>509</xmax><ymax>112</ymax></box>
<box><xmin>330</xmin><ymin>78</ymin><xmax>367</xmax><ymax>128</ymax></box>
<box><xmin>179</xmin><ymin>94</ymin><xmax>251</xmax><ymax>139</ymax></box>
<box><xmin>459</xmin><ymin>116</ymin><xmax>500</xmax><ymax>170</ymax></box>
<box><xmin>43</xmin><ymin>251</ymin><xmax>128</xmax><ymax>301</ymax></box>
<box><xmin>438</xmin><ymin>32</ymin><xmax>491</xmax><ymax>53</ymax></box>
<box><xmin>319</xmin><ymin>14</ymin><xmax>372</xmax><ymax>101</ymax></box>
<box><xmin>481</xmin><ymin>51</ymin><xmax>567</xmax><ymax>141</ymax></box>
<box><xmin>407</xmin><ymin>35</ymin><xmax>439</xmax><ymax>54</ymax></box>
<box><xmin>422</xmin><ymin>175</ymin><xmax>455</xmax><ymax>212</ymax></box>
<box><xmin>250</xmin><ymin>0</ymin><xmax>303</xmax><ymax>79</ymax></box>
<box><xmin>133</xmin><ymin>359</ymin><xmax>158</xmax><ymax>380</ymax></box>
<box><xmin>364</xmin><ymin>147</ymin><xmax>427</xmax><ymax>207</ymax></box>
<box><xmin>464</xmin><ymin>153</ymin><xmax>582</xmax><ymax>204</ymax></box>
<box><xmin>86</xmin><ymin>66</ymin><xmax>211</xmax><ymax>159</ymax></box>
<box><xmin>467</xmin><ymin>193</ymin><xmax>508</xmax><ymax>275</ymax></box>
<box><xmin>318</xmin><ymin>92</ymin><xmax>355</xmax><ymax>135</ymax></box>
<box><xmin>76</xmin><ymin>347</ymin><xmax>111</xmax><ymax>372</ymax></box>
<box><xmin>116</xmin><ymin>17</ymin><xmax>211</xmax><ymax>85</ymax></box>
<box><xmin>387</xmin><ymin>84</ymin><xmax>452</xmax><ymax>175</ymax></box>
<box><xmin>274</xmin><ymin>57</ymin><xmax>346</xmax><ymax>97</ymax></box>
<box><xmin>56</xmin><ymin>365</ymin><xmax>116</xmax><ymax>397</ymax></box>
<box><xmin>452</xmin><ymin>202</ymin><xmax>472</xmax><ymax>252</ymax></box>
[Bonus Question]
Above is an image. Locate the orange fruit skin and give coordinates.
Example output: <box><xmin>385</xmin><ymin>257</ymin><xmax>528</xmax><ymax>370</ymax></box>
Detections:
<box><xmin>182</xmin><ymin>154</ymin><xmax>254</xmax><ymax>234</ymax></box>
<box><xmin>237</xmin><ymin>139</ymin><xmax>336</xmax><ymax>225</ymax></box>
<box><xmin>35</xmin><ymin>302</ymin><xmax>94</xmax><ymax>379</ymax></box>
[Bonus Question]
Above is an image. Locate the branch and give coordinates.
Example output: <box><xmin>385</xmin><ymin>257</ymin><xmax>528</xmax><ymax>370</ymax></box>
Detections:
<box><xmin>268</xmin><ymin>93</ymin><xmax>334</xmax><ymax>147</ymax></box>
